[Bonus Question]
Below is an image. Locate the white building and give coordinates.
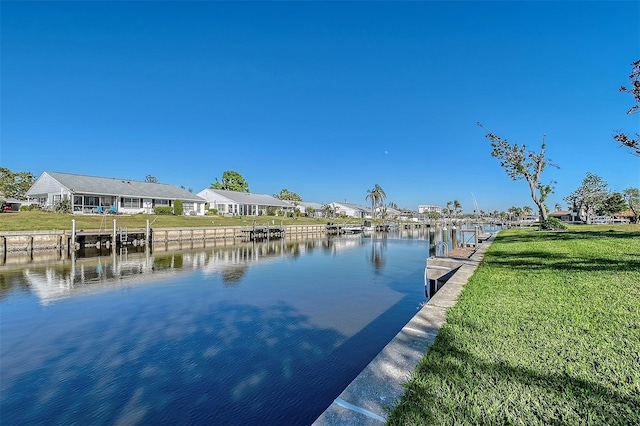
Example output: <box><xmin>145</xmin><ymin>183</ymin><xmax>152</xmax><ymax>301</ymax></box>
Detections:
<box><xmin>197</xmin><ymin>188</ymin><xmax>293</xmax><ymax>216</ymax></box>
<box><xmin>331</xmin><ymin>202</ymin><xmax>370</xmax><ymax>219</ymax></box>
<box><xmin>418</xmin><ymin>205</ymin><xmax>442</xmax><ymax>215</ymax></box>
<box><xmin>26</xmin><ymin>171</ymin><xmax>206</xmax><ymax>215</ymax></box>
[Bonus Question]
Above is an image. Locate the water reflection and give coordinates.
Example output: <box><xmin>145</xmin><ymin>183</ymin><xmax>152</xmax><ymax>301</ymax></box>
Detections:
<box><xmin>1</xmin><ymin>226</ymin><xmax>502</xmax><ymax>305</ymax></box>
<box><xmin>1</xmin><ymin>235</ymin><xmax>434</xmax><ymax>425</ymax></box>
<box><xmin>370</xmin><ymin>239</ymin><xmax>387</xmax><ymax>272</ymax></box>
<box><xmin>0</xmin><ymin>236</ymin><xmax>371</xmax><ymax>305</ymax></box>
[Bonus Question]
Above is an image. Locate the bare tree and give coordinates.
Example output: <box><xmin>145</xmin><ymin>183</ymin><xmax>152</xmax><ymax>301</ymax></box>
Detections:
<box><xmin>623</xmin><ymin>187</ymin><xmax>640</xmax><ymax>223</ymax></box>
<box><xmin>614</xmin><ymin>59</ymin><xmax>640</xmax><ymax>156</ymax></box>
<box><xmin>478</xmin><ymin>123</ymin><xmax>558</xmax><ymax>221</ymax></box>
<box><xmin>564</xmin><ymin>173</ymin><xmax>610</xmax><ymax>224</ymax></box>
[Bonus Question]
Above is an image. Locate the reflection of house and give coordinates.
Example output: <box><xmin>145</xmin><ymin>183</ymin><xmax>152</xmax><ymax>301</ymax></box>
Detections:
<box><xmin>330</xmin><ymin>202</ymin><xmax>369</xmax><ymax>219</ymax></box>
<box><xmin>197</xmin><ymin>188</ymin><xmax>293</xmax><ymax>216</ymax></box>
<box><xmin>26</xmin><ymin>172</ymin><xmax>206</xmax><ymax>215</ymax></box>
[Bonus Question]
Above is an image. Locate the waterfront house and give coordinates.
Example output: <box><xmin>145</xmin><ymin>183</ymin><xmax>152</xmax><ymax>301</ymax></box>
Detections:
<box><xmin>197</xmin><ymin>188</ymin><xmax>293</xmax><ymax>216</ymax></box>
<box><xmin>418</xmin><ymin>205</ymin><xmax>442</xmax><ymax>215</ymax></box>
<box><xmin>375</xmin><ymin>205</ymin><xmax>403</xmax><ymax>219</ymax></box>
<box><xmin>549</xmin><ymin>209</ymin><xmax>583</xmax><ymax>224</ymax></box>
<box><xmin>26</xmin><ymin>171</ymin><xmax>206</xmax><ymax>215</ymax></box>
<box><xmin>330</xmin><ymin>202</ymin><xmax>370</xmax><ymax>219</ymax></box>
<box><xmin>295</xmin><ymin>201</ymin><xmax>325</xmax><ymax>218</ymax></box>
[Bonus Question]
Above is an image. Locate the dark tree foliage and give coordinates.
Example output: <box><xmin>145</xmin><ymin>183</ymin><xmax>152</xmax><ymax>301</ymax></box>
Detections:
<box><xmin>597</xmin><ymin>192</ymin><xmax>628</xmax><ymax>216</ymax></box>
<box><xmin>614</xmin><ymin>59</ymin><xmax>640</xmax><ymax>156</ymax></box>
<box><xmin>211</xmin><ymin>171</ymin><xmax>250</xmax><ymax>192</ymax></box>
<box><xmin>174</xmin><ymin>199</ymin><xmax>183</xmax><ymax>216</ymax></box>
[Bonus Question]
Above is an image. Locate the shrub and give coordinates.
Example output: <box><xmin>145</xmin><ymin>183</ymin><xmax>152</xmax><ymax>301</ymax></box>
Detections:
<box><xmin>174</xmin><ymin>200</ymin><xmax>183</xmax><ymax>216</ymax></box>
<box><xmin>540</xmin><ymin>217</ymin><xmax>567</xmax><ymax>230</ymax></box>
<box><xmin>154</xmin><ymin>206</ymin><xmax>174</xmax><ymax>215</ymax></box>
<box><xmin>208</xmin><ymin>208</ymin><xmax>218</xmax><ymax>215</ymax></box>
<box><xmin>53</xmin><ymin>199</ymin><xmax>72</xmax><ymax>213</ymax></box>
<box><xmin>21</xmin><ymin>204</ymin><xmax>41</xmax><ymax>211</ymax></box>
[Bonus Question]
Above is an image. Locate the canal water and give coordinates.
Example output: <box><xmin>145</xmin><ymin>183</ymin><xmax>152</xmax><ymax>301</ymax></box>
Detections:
<box><xmin>0</xmin><ymin>228</ymin><xmax>475</xmax><ymax>425</ymax></box>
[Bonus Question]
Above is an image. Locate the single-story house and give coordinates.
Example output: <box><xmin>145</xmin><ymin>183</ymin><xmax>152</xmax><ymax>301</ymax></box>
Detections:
<box><xmin>375</xmin><ymin>205</ymin><xmax>402</xmax><ymax>219</ymax></box>
<box><xmin>549</xmin><ymin>209</ymin><xmax>583</xmax><ymax>223</ymax></box>
<box><xmin>197</xmin><ymin>188</ymin><xmax>293</xmax><ymax>216</ymax></box>
<box><xmin>418</xmin><ymin>205</ymin><xmax>442</xmax><ymax>215</ymax></box>
<box><xmin>26</xmin><ymin>171</ymin><xmax>206</xmax><ymax>215</ymax></box>
<box><xmin>295</xmin><ymin>201</ymin><xmax>325</xmax><ymax>218</ymax></box>
<box><xmin>331</xmin><ymin>202</ymin><xmax>370</xmax><ymax>219</ymax></box>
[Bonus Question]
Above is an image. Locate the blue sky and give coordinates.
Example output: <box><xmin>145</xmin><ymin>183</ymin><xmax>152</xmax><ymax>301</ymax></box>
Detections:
<box><xmin>2</xmin><ymin>1</ymin><xmax>639</xmax><ymax>213</ymax></box>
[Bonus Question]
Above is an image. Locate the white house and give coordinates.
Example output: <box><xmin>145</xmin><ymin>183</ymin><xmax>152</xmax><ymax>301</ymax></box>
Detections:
<box><xmin>197</xmin><ymin>188</ymin><xmax>293</xmax><ymax>216</ymax></box>
<box><xmin>375</xmin><ymin>205</ymin><xmax>403</xmax><ymax>219</ymax></box>
<box><xmin>331</xmin><ymin>202</ymin><xmax>370</xmax><ymax>219</ymax></box>
<box><xmin>296</xmin><ymin>201</ymin><xmax>325</xmax><ymax>218</ymax></box>
<box><xmin>418</xmin><ymin>205</ymin><xmax>442</xmax><ymax>215</ymax></box>
<box><xmin>26</xmin><ymin>171</ymin><xmax>206</xmax><ymax>215</ymax></box>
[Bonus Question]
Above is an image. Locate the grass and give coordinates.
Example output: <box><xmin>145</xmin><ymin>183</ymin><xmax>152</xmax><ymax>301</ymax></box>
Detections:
<box><xmin>0</xmin><ymin>210</ymin><xmax>369</xmax><ymax>232</ymax></box>
<box><xmin>386</xmin><ymin>225</ymin><xmax>640</xmax><ymax>425</ymax></box>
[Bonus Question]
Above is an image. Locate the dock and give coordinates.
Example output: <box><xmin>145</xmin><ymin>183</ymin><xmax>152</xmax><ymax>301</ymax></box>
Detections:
<box><xmin>240</xmin><ymin>225</ymin><xmax>285</xmax><ymax>240</ymax></box>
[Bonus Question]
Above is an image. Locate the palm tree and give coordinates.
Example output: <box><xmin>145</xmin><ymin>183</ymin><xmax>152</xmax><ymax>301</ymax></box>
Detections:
<box><xmin>508</xmin><ymin>206</ymin><xmax>523</xmax><ymax>221</ymax></box>
<box><xmin>366</xmin><ymin>184</ymin><xmax>387</xmax><ymax>219</ymax></box>
<box><xmin>446</xmin><ymin>201</ymin><xmax>454</xmax><ymax>219</ymax></box>
<box><xmin>453</xmin><ymin>200</ymin><xmax>462</xmax><ymax>218</ymax></box>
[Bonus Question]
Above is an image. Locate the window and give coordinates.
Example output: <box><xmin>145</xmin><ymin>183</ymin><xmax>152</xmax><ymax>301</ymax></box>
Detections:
<box><xmin>121</xmin><ymin>198</ymin><xmax>141</xmax><ymax>208</ymax></box>
<box><xmin>154</xmin><ymin>199</ymin><xmax>170</xmax><ymax>206</ymax></box>
<box><xmin>84</xmin><ymin>196</ymin><xmax>100</xmax><ymax>206</ymax></box>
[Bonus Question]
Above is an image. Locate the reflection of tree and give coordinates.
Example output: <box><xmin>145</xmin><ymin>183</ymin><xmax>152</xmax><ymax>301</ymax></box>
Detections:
<box><xmin>284</xmin><ymin>241</ymin><xmax>302</xmax><ymax>259</ymax></box>
<box><xmin>221</xmin><ymin>267</ymin><xmax>248</xmax><ymax>285</ymax></box>
<box><xmin>0</xmin><ymin>272</ymin><xmax>30</xmax><ymax>301</ymax></box>
<box><xmin>369</xmin><ymin>240</ymin><xmax>386</xmax><ymax>272</ymax></box>
<box><xmin>305</xmin><ymin>240</ymin><xmax>316</xmax><ymax>253</ymax></box>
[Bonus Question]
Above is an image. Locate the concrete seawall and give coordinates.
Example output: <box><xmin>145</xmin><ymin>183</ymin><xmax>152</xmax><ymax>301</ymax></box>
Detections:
<box><xmin>312</xmin><ymin>233</ymin><xmax>497</xmax><ymax>425</ymax></box>
<box><xmin>0</xmin><ymin>225</ymin><xmax>330</xmax><ymax>264</ymax></box>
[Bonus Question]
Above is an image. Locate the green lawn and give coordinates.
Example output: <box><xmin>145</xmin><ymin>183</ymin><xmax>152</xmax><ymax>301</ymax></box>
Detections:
<box><xmin>0</xmin><ymin>210</ymin><xmax>362</xmax><ymax>232</ymax></box>
<box><xmin>387</xmin><ymin>225</ymin><xmax>640</xmax><ymax>425</ymax></box>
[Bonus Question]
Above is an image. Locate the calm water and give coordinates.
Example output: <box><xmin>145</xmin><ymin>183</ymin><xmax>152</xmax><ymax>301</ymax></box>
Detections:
<box><xmin>0</xmin><ymin>230</ymin><xmax>450</xmax><ymax>425</ymax></box>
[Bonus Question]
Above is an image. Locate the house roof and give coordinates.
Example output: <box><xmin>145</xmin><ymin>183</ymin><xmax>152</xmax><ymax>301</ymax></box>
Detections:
<box><xmin>28</xmin><ymin>172</ymin><xmax>204</xmax><ymax>202</ymax></box>
<box><xmin>332</xmin><ymin>202</ymin><xmax>370</xmax><ymax>212</ymax></box>
<box><xmin>297</xmin><ymin>201</ymin><xmax>324</xmax><ymax>210</ymax></box>
<box><xmin>381</xmin><ymin>206</ymin><xmax>402</xmax><ymax>215</ymax></box>
<box><xmin>615</xmin><ymin>209</ymin><xmax>635</xmax><ymax>218</ymax></box>
<box><xmin>549</xmin><ymin>210</ymin><xmax>573</xmax><ymax>217</ymax></box>
<box><xmin>202</xmin><ymin>188</ymin><xmax>293</xmax><ymax>207</ymax></box>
